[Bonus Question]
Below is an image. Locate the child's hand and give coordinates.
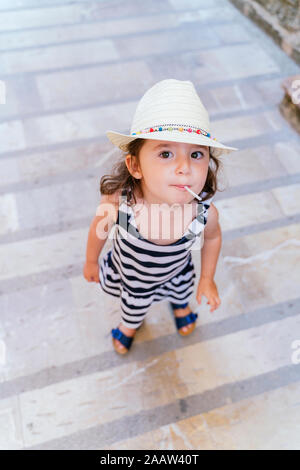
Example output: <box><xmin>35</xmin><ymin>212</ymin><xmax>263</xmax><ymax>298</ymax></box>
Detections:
<box><xmin>196</xmin><ymin>277</ymin><xmax>221</xmax><ymax>313</ymax></box>
<box><xmin>83</xmin><ymin>261</ymin><xmax>100</xmax><ymax>283</ymax></box>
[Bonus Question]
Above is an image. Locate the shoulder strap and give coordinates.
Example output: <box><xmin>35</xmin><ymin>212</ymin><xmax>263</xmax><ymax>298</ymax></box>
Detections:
<box><xmin>199</xmin><ymin>193</ymin><xmax>214</xmax><ymax>225</ymax></box>
<box><xmin>116</xmin><ymin>189</ymin><xmax>140</xmax><ymax>239</ymax></box>
<box><xmin>116</xmin><ymin>189</ymin><xmax>129</xmax><ymax>228</ymax></box>
<box><xmin>185</xmin><ymin>194</ymin><xmax>214</xmax><ymax>240</ymax></box>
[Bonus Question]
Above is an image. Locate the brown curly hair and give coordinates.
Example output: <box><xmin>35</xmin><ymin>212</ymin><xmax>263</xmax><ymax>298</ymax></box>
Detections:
<box><xmin>100</xmin><ymin>138</ymin><xmax>223</xmax><ymax>205</ymax></box>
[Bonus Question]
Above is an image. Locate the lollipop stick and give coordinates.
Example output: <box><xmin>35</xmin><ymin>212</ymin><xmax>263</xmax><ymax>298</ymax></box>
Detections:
<box><xmin>184</xmin><ymin>186</ymin><xmax>202</xmax><ymax>201</ymax></box>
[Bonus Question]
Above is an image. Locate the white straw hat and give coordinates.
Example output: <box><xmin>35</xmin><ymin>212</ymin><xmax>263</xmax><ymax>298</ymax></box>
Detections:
<box><xmin>106</xmin><ymin>79</ymin><xmax>238</xmax><ymax>158</ymax></box>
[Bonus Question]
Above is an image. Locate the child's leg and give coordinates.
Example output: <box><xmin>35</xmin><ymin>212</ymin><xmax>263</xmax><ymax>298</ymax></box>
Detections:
<box><xmin>120</xmin><ymin>290</ymin><xmax>150</xmax><ymax>330</ymax></box>
<box><xmin>112</xmin><ymin>292</ymin><xmax>150</xmax><ymax>353</ymax></box>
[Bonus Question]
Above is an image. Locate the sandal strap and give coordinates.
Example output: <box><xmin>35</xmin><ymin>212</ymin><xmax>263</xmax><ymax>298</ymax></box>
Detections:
<box><xmin>170</xmin><ymin>301</ymin><xmax>189</xmax><ymax>309</ymax></box>
<box><xmin>174</xmin><ymin>312</ymin><xmax>198</xmax><ymax>329</ymax></box>
<box><xmin>111</xmin><ymin>328</ymin><xmax>133</xmax><ymax>349</ymax></box>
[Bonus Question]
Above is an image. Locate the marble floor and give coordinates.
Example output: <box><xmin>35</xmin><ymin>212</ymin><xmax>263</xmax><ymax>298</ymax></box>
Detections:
<box><xmin>0</xmin><ymin>0</ymin><xmax>300</xmax><ymax>450</ymax></box>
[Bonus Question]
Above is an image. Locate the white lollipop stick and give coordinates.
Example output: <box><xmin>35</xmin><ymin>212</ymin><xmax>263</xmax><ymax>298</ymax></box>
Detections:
<box><xmin>184</xmin><ymin>186</ymin><xmax>202</xmax><ymax>201</ymax></box>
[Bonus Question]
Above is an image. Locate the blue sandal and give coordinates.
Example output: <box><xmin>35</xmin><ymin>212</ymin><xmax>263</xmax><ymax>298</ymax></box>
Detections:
<box><xmin>169</xmin><ymin>302</ymin><xmax>198</xmax><ymax>336</ymax></box>
<box><xmin>111</xmin><ymin>328</ymin><xmax>134</xmax><ymax>354</ymax></box>
<box><xmin>111</xmin><ymin>323</ymin><xmax>142</xmax><ymax>355</ymax></box>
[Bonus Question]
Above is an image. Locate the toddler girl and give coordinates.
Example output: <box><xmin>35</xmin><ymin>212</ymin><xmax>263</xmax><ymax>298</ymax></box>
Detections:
<box><xmin>83</xmin><ymin>79</ymin><xmax>237</xmax><ymax>355</ymax></box>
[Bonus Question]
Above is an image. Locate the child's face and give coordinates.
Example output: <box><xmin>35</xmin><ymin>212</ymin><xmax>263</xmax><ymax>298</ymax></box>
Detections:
<box><xmin>127</xmin><ymin>139</ymin><xmax>210</xmax><ymax>205</ymax></box>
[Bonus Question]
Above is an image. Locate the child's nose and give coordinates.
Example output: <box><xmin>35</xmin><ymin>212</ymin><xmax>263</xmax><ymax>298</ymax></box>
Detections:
<box><xmin>176</xmin><ymin>157</ymin><xmax>191</xmax><ymax>173</ymax></box>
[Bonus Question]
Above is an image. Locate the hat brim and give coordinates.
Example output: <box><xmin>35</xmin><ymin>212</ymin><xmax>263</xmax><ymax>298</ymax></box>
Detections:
<box><xmin>106</xmin><ymin>130</ymin><xmax>238</xmax><ymax>157</ymax></box>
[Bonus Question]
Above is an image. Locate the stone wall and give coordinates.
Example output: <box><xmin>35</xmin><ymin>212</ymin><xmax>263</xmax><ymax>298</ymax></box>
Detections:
<box><xmin>280</xmin><ymin>75</ymin><xmax>300</xmax><ymax>133</ymax></box>
<box><xmin>229</xmin><ymin>0</ymin><xmax>300</xmax><ymax>64</ymax></box>
<box><xmin>254</xmin><ymin>0</ymin><xmax>300</xmax><ymax>32</ymax></box>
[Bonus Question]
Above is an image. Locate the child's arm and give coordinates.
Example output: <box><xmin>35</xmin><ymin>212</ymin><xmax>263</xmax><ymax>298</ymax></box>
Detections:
<box><xmin>196</xmin><ymin>203</ymin><xmax>222</xmax><ymax>312</ymax></box>
<box><xmin>83</xmin><ymin>191</ymin><xmax>120</xmax><ymax>283</ymax></box>
<box><xmin>200</xmin><ymin>203</ymin><xmax>222</xmax><ymax>280</ymax></box>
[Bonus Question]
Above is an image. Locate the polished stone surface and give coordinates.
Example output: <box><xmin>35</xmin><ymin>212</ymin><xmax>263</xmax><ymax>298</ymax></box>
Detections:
<box><xmin>0</xmin><ymin>0</ymin><xmax>299</xmax><ymax>450</ymax></box>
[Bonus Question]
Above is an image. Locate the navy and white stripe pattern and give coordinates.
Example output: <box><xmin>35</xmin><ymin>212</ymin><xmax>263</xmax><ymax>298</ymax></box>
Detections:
<box><xmin>99</xmin><ymin>189</ymin><xmax>213</xmax><ymax>328</ymax></box>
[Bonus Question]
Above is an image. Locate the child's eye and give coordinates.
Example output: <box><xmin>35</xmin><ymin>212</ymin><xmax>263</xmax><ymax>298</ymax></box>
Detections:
<box><xmin>159</xmin><ymin>151</ymin><xmax>173</xmax><ymax>159</ymax></box>
<box><xmin>191</xmin><ymin>151</ymin><xmax>204</xmax><ymax>159</ymax></box>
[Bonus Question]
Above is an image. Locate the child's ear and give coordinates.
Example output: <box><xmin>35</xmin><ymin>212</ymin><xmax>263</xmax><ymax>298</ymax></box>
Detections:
<box><xmin>125</xmin><ymin>154</ymin><xmax>142</xmax><ymax>180</ymax></box>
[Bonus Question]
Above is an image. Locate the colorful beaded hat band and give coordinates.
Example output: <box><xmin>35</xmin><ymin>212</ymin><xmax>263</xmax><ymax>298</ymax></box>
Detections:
<box><xmin>131</xmin><ymin>124</ymin><xmax>217</xmax><ymax>140</ymax></box>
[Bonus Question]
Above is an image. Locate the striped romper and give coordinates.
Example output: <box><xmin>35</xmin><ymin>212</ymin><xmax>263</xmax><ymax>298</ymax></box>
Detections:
<box><xmin>99</xmin><ymin>189</ymin><xmax>213</xmax><ymax>329</ymax></box>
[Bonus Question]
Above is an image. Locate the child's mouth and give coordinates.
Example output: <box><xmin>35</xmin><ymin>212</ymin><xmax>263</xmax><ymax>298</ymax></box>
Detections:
<box><xmin>171</xmin><ymin>185</ymin><xmax>191</xmax><ymax>191</ymax></box>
